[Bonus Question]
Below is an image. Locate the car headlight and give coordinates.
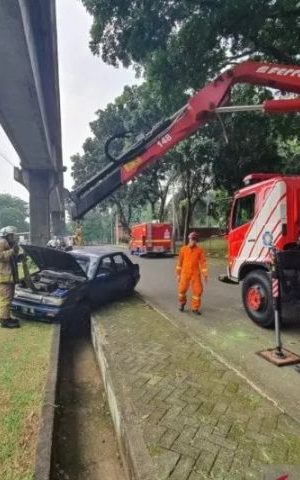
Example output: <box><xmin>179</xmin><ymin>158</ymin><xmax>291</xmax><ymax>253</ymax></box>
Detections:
<box><xmin>42</xmin><ymin>297</ymin><xmax>64</xmax><ymax>307</ymax></box>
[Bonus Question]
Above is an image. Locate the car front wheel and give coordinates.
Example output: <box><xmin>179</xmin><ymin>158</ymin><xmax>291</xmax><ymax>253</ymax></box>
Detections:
<box><xmin>242</xmin><ymin>270</ymin><xmax>274</xmax><ymax>328</ymax></box>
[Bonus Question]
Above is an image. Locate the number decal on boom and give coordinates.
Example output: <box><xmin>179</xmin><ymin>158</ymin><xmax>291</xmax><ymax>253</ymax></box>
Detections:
<box><xmin>157</xmin><ymin>134</ymin><xmax>172</xmax><ymax>148</ymax></box>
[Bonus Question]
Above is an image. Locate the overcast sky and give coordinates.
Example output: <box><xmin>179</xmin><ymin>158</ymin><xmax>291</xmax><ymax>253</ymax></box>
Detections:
<box><xmin>0</xmin><ymin>0</ymin><xmax>138</xmax><ymax>201</ymax></box>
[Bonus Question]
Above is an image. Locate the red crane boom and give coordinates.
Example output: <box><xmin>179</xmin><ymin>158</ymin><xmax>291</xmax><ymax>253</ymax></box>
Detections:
<box><xmin>70</xmin><ymin>61</ymin><xmax>300</xmax><ymax>220</ymax></box>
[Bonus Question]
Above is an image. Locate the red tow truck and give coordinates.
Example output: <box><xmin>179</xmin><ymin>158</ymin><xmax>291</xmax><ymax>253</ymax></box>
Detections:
<box><xmin>129</xmin><ymin>222</ymin><xmax>172</xmax><ymax>256</ymax></box>
<box><xmin>226</xmin><ymin>172</ymin><xmax>300</xmax><ymax>327</ymax></box>
<box><xmin>69</xmin><ymin>60</ymin><xmax>300</xmax><ymax>327</ymax></box>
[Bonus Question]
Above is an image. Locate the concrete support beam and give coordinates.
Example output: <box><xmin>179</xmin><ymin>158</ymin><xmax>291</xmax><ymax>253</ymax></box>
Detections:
<box><xmin>28</xmin><ymin>171</ymin><xmax>51</xmax><ymax>246</ymax></box>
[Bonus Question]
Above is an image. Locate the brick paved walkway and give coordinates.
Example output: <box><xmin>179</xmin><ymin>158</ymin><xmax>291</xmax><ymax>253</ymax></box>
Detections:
<box><xmin>94</xmin><ymin>297</ymin><xmax>300</xmax><ymax>480</ymax></box>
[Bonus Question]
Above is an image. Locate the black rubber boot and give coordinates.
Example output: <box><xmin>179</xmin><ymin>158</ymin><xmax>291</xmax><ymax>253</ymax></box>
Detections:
<box><xmin>179</xmin><ymin>304</ymin><xmax>185</xmax><ymax>312</ymax></box>
<box><xmin>1</xmin><ymin>318</ymin><xmax>20</xmax><ymax>328</ymax></box>
<box><xmin>192</xmin><ymin>310</ymin><xmax>202</xmax><ymax>316</ymax></box>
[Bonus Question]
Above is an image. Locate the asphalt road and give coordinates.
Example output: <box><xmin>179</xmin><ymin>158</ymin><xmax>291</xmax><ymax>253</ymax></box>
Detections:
<box><xmin>88</xmin><ymin>246</ymin><xmax>300</xmax><ymax>423</ymax></box>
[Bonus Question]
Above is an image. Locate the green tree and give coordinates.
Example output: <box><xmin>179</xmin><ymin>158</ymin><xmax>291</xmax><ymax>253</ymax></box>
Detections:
<box><xmin>71</xmin><ymin>83</ymin><xmax>176</xmax><ymax>228</ymax></box>
<box><xmin>0</xmin><ymin>194</ymin><xmax>29</xmax><ymax>232</ymax></box>
<box><xmin>277</xmin><ymin>137</ymin><xmax>300</xmax><ymax>174</ymax></box>
<box><xmin>172</xmin><ymin>133</ymin><xmax>215</xmax><ymax>242</ymax></box>
<box><xmin>212</xmin><ymin>85</ymin><xmax>284</xmax><ymax>193</ymax></box>
<box><xmin>82</xmin><ymin>0</ymin><xmax>299</xmax><ymax>109</ymax></box>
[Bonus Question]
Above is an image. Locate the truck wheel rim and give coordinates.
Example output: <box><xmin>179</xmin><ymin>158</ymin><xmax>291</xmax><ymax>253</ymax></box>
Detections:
<box><xmin>247</xmin><ymin>285</ymin><xmax>264</xmax><ymax>311</ymax></box>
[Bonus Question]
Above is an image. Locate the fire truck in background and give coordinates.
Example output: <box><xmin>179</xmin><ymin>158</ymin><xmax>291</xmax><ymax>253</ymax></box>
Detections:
<box><xmin>68</xmin><ymin>60</ymin><xmax>300</xmax><ymax>327</ymax></box>
<box><xmin>129</xmin><ymin>222</ymin><xmax>172</xmax><ymax>256</ymax></box>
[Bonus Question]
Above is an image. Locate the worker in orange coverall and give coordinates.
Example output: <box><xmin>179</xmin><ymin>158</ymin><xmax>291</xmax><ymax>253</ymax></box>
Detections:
<box><xmin>176</xmin><ymin>232</ymin><xmax>208</xmax><ymax>315</ymax></box>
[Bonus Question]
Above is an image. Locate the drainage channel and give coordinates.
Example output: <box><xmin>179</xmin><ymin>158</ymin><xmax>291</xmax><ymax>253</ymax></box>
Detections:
<box><xmin>50</xmin><ymin>318</ymin><xmax>125</xmax><ymax>480</ymax></box>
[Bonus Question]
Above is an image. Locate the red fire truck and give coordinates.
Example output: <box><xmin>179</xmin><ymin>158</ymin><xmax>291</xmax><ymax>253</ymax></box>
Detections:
<box><xmin>129</xmin><ymin>223</ymin><xmax>172</xmax><ymax>256</ymax></box>
<box><xmin>69</xmin><ymin>60</ymin><xmax>300</xmax><ymax>327</ymax></box>
<box><xmin>222</xmin><ymin>173</ymin><xmax>300</xmax><ymax>327</ymax></box>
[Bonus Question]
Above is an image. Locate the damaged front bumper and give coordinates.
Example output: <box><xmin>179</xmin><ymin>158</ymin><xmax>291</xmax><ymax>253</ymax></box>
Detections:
<box><xmin>11</xmin><ymin>299</ymin><xmax>63</xmax><ymax>322</ymax></box>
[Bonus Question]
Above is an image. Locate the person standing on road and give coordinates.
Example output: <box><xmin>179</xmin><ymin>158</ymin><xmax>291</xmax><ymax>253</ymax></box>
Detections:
<box><xmin>0</xmin><ymin>226</ymin><xmax>20</xmax><ymax>328</ymax></box>
<box><xmin>73</xmin><ymin>223</ymin><xmax>83</xmax><ymax>247</ymax></box>
<box><xmin>176</xmin><ymin>232</ymin><xmax>208</xmax><ymax>315</ymax></box>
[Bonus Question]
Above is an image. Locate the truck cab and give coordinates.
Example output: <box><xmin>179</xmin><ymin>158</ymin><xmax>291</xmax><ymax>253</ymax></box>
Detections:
<box><xmin>226</xmin><ymin>173</ymin><xmax>300</xmax><ymax>327</ymax></box>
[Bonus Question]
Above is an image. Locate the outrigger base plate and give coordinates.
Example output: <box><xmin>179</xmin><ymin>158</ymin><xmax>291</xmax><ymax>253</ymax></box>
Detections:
<box><xmin>257</xmin><ymin>348</ymin><xmax>300</xmax><ymax>367</ymax></box>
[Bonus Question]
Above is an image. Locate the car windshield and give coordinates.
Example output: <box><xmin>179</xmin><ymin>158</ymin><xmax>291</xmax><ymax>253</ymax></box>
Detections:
<box><xmin>72</xmin><ymin>255</ymin><xmax>90</xmax><ymax>276</ymax></box>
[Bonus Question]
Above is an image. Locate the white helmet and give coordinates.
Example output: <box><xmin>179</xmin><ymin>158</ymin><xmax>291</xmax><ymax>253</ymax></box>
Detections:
<box><xmin>0</xmin><ymin>226</ymin><xmax>17</xmax><ymax>237</ymax></box>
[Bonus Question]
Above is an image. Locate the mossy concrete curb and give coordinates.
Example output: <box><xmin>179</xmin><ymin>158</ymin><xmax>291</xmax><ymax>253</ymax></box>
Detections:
<box><xmin>33</xmin><ymin>324</ymin><xmax>61</xmax><ymax>480</ymax></box>
<box><xmin>91</xmin><ymin>317</ymin><xmax>159</xmax><ymax>480</ymax></box>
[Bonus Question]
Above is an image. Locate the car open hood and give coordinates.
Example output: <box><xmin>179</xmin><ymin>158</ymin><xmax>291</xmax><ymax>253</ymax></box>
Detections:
<box><xmin>21</xmin><ymin>245</ymin><xmax>87</xmax><ymax>278</ymax></box>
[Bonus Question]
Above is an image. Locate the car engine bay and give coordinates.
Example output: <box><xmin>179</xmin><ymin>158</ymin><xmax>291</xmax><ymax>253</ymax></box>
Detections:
<box><xmin>18</xmin><ymin>270</ymin><xmax>85</xmax><ymax>295</ymax></box>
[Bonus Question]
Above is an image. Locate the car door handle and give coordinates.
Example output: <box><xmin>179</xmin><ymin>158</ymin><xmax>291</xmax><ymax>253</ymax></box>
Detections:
<box><xmin>247</xmin><ymin>239</ymin><xmax>255</xmax><ymax>242</ymax></box>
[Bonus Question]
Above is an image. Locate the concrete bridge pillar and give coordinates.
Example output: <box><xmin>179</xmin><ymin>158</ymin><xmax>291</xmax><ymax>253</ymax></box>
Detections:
<box><xmin>28</xmin><ymin>171</ymin><xmax>51</xmax><ymax>246</ymax></box>
<box><xmin>14</xmin><ymin>167</ymin><xmax>65</xmax><ymax>245</ymax></box>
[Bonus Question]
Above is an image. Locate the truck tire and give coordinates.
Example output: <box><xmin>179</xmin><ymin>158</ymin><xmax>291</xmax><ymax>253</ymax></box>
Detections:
<box><xmin>242</xmin><ymin>270</ymin><xmax>274</xmax><ymax>328</ymax></box>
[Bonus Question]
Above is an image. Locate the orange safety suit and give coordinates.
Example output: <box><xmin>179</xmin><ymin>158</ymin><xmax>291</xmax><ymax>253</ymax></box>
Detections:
<box><xmin>176</xmin><ymin>244</ymin><xmax>208</xmax><ymax>311</ymax></box>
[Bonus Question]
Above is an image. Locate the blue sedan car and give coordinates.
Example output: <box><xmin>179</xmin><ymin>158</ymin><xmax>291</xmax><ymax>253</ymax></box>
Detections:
<box><xmin>12</xmin><ymin>246</ymin><xmax>140</xmax><ymax>322</ymax></box>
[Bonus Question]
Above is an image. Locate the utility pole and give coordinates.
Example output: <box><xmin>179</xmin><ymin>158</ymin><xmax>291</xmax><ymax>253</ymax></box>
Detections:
<box><xmin>172</xmin><ymin>184</ymin><xmax>176</xmax><ymax>254</ymax></box>
<box><xmin>206</xmin><ymin>190</ymin><xmax>215</xmax><ymax>252</ymax></box>
<box><xmin>111</xmin><ymin>211</ymin><xmax>114</xmax><ymax>245</ymax></box>
<box><xmin>115</xmin><ymin>213</ymin><xmax>119</xmax><ymax>245</ymax></box>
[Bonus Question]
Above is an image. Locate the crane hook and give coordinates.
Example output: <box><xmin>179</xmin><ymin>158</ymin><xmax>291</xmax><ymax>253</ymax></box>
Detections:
<box><xmin>104</xmin><ymin>131</ymin><xmax>132</xmax><ymax>163</ymax></box>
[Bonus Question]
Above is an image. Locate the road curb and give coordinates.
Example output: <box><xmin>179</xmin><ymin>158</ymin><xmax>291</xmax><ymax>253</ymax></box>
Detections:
<box><xmin>33</xmin><ymin>324</ymin><xmax>61</xmax><ymax>480</ymax></box>
<box><xmin>91</xmin><ymin>317</ymin><xmax>159</xmax><ymax>480</ymax></box>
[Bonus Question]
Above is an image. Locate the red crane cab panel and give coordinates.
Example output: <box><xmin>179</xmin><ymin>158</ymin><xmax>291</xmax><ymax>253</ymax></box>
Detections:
<box><xmin>227</xmin><ymin>175</ymin><xmax>300</xmax><ymax>281</ymax></box>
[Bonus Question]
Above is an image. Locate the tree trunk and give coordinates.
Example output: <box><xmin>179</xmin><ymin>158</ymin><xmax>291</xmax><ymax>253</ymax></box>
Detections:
<box><xmin>114</xmin><ymin>200</ymin><xmax>131</xmax><ymax>235</ymax></box>
<box><xmin>158</xmin><ymin>195</ymin><xmax>167</xmax><ymax>222</ymax></box>
<box><xmin>183</xmin><ymin>198</ymin><xmax>192</xmax><ymax>245</ymax></box>
<box><xmin>150</xmin><ymin>201</ymin><xmax>157</xmax><ymax>219</ymax></box>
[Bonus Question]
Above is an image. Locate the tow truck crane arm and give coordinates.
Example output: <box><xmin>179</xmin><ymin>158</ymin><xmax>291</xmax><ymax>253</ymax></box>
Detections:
<box><xmin>70</xmin><ymin>61</ymin><xmax>300</xmax><ymax>220</ymax></box>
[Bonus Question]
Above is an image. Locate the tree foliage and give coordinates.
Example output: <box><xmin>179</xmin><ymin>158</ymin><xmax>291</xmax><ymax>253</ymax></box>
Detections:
<box><xmin>211</xmin><ymin>85</ymin><xmax>286</xmax><ymax>193</ymax></box>
<box><xmin>0</xmin><ymin>194</ymin><xmax>29</xmax><ymax>232</ymax></box>
<box><xmin>82</xmin><ymin>0</ymin><xmax>300</xmax><ymax>108</ymax></box>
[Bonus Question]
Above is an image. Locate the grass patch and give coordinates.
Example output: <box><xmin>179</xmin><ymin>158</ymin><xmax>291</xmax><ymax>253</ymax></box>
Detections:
<box><xmin>200</xmin><ymin>236</ymin><xmax>227</xmax><ymax>257</ymax></box>
<box><xmin>0</xmin><ymin>321</ymin><xmax>54</xmax><ymax>480</ymax></box>
<box><xmin>18</xmin><ymin>258</ymin><xmax>39</xmax><ymax>281</ymax></box>
<box><xmin>176</xmin><ymin>236</ymin><xmax>227</xmax><ymax>258</ymax></box>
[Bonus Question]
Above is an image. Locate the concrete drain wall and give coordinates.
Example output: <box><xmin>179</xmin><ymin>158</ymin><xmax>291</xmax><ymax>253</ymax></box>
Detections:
<box><xmin>34</xmin><ymin>324</ymin><xmax>61</xmax><ymax>480</ymax></box>
<box><xmin>32</xmin><ymin>317</ymin><xmax>155</xmax><ymax>480</ymax></box>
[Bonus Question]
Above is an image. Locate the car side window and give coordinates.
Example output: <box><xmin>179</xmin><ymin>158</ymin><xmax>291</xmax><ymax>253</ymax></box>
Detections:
<box><xmin>113</xmin><ymin>254</ymin><xmax>129</xmax><ymax>271</ymax></box>
<box><xmin>232</xmin><ymin>194</ymin><xmax>255</xmax><ymax>229</ymax></box>
<box><xmin>97</xmin><ymin>256</ymin><xmax>114</xmax><ymax>275</ymax></box>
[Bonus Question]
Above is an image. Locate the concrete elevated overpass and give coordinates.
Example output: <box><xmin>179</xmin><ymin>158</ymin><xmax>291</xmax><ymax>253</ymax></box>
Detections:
<box><xmin>0</xmin><ymin>0</ymin><xmax>65</xmax><ymax>245</ymax></box>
